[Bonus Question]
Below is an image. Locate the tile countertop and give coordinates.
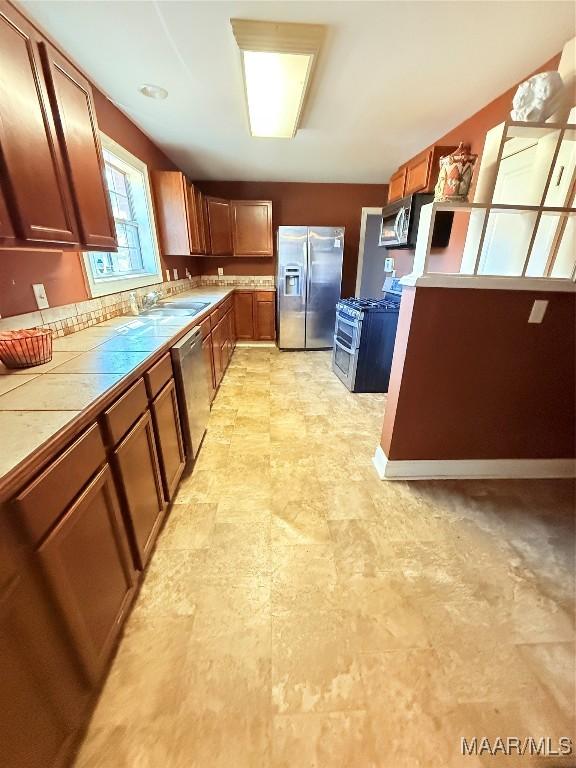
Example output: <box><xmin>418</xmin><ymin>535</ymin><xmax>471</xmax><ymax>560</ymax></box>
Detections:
<box><xmin>0</xmin><ymin>287</ymin><xmax>237</xmax><ymax>493</ymax></box>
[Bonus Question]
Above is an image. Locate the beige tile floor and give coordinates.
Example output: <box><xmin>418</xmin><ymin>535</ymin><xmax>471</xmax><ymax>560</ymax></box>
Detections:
<box><xmin>74</xmin><ymin>348</ymin><xmax>575</xmax><ymax>768</ymax></box>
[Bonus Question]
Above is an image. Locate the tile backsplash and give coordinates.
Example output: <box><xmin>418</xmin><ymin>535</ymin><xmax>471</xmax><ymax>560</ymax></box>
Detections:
<box><xmin>0</xmin><ymin>275</ymin><xmax>275</xmax><ymax>337</ymax></box>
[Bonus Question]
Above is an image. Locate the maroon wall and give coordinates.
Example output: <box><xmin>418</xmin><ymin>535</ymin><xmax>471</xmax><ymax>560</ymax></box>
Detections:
<box><xmin>197</xmin><ymin>181</ymin><xmax>387</xmax><ymax>297</ymax></box>
<box><xmin>381</xmin><ymin>287</ymin><xmax>576</xmax><ymax>461</ymax></box>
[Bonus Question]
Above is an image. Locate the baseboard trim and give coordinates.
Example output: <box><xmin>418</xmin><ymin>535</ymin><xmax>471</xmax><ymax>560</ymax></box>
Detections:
<box><xmin>372</xmin><ymin>445</ymin><xmax>576</xmax><ymax>480</ymax></box>
<box><xmin>235</xmin><ymin>341</ymin><xmax>276</xmax><ymax>348</ymax></box>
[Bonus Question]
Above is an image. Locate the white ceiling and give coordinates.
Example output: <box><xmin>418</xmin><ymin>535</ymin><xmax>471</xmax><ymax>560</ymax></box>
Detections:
<box><xmin>23</xmin><ymin>0</ymin><xmax>575</xmax><ymax>183</ymax></box>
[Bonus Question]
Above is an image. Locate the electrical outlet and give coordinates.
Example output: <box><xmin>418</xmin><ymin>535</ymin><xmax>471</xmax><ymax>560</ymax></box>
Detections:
<box><xmin>384</xmin><ymin>257</ymin><xmax>394</xmax><ymax>273</ymax></box>
<box><xmin>173</xmin><ymin>268</ymin><xmax>178</xmax><ymax>280</ymax></box>
<box><xmin>218</xmin><ymin>267</ymin><xmax>224</xmax><ymax>277</ymax></box>
<box><xmin>32</xmin><ymin>283</ymin><xmax>49</xmax><ymax>310</ymax></box>
<box><xmin>528</xmin><ymin>299</ymin><xmax>548</xmax><ymax>324</ymax></box>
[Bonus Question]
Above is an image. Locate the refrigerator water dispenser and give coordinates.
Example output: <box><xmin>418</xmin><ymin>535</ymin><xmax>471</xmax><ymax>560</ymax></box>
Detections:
<box><xmin>283</xmin><ymin>265</ymin><xmax>302</xmax><ymax>296</ymax></box>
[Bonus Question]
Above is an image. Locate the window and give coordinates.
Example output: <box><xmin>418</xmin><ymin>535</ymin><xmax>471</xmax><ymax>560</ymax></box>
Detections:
<box><xmin>83</xmin><ymin>135</ymin><xmax>162</xmax><ymax>297</ymax></box>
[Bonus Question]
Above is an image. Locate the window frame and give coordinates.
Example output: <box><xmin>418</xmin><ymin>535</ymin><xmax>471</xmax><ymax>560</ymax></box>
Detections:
<box><xmin>82</xmin><ymin>134</ymin><xmax>163</xmax><ymax>297</ymax></box>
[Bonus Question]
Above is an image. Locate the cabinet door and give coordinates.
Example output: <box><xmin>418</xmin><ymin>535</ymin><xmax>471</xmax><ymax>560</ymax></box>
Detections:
<box><xmin>202</xmin><ymin>333</ymin><xmax>216</xmax><ymax>401</ymax></box>
<box><xmin>388</xmin><ymin>167</ymin><xmax>407</xmax><ymax>203</ymax></box>
<box><xmin>206</xmin><ymin>197</ymin><xmax>232</xmax><ymax>255</ymax></box>
<box><xmin>231</xmin><ymin>200</ymin><xmax>273</xmax><ymax>256</ymax></box>
<box><xmin>234</xmin><ymin>291</ymin><xmax>255</xmax><ymax>339</ymax></box>
<box><xmin>0</xmin><ymin>570</ymin><xmax>88</xmax><ymax>768</ymax></box>
<box><xmin>405</xmin><ymin>151</ymin><xmax>432</xmax><ymax>196</ymax></box>
<box><xmin>39</xmin><ymin>43</ymin><xmax>116</xmax><ymax>251</ymax></box>
<box><xmin>0</xmin><ymin>3</ymin><xmax>78</xmax><ymax>246</ymax></box>
<box><xmin>211</xmin><ymin>318</ymin><xmax>224</xmax><ymax>386</ymax></box>
<box><xmin>187</xmin><ymin>183</ymin><xmax>202</xmax><ymax>254</ymax></box>
<box><xmin>0</xmin><ymin>185</ymin><xmax>15</xmax><ymax>242</ymax></box>
<box><xmin>197</xmin><ymin>189</ymin><xmax>210</xmax><ymax>254</ymax></box>
<box><xmin>152</xmin><ymin>171</ymin><xmax>191</xmax><ymax>256</ymax></box>
<box><xmin>37</xmin><ymin>465</ymin><xmax>136</xmax><ymax>684</ymax></box>
<box><xmin>151</xmin><ymin>379</ymin><xmax>186</xmax><ymax>501</ymax></box>
<box><xmin>254</xmin><ymin>295</ymin><xmax>276</xmax><ymax>340</ymax></box>
<box><xmin>113</xmin><ymin>410</ymin><xmax>165</xmax><ymax>569</ymax></box>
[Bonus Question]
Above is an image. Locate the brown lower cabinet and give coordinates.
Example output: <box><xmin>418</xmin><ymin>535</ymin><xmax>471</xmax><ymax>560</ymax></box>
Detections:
<box><xmin>150</xmin><ymin>379</ymin><xmax>186</xmax><ymax>501</ymax></box>
<box><xmin>113</xmin><ymin>411</ymin><xmax>166</xmax><ymax>570</ymax></box>
<box><xmin>0</xmin><ymin>566</ymin><xmax>89</xmax><ymax>768</ymax></box>
<box><xmin>0</xmin><ymin>295</ymin><xmax>251</xmax><ymax>767</ymax></box>
<box><xmin>233</xmin><ymin>290</ymin><xmax>276</xmax><ymax>341</ymax></box>
<box><xmin>37</xmin><ymin>465</ymin><xmax>136</xmax><ymax>684</ymax></box>
<box><xmin>202</xmin><ymin>332</ymin><xmax>217</xmax><ymax>401</ymax></box>
<box><xmin>254</xmin><ymin>292</ymin><xmax>276</xmax><ymax>340</ymax></box>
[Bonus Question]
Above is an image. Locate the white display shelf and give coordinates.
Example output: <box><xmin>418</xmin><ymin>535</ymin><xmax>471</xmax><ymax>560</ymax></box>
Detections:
<box><xmin>411</xmin><ymin>117</ymin><xmax>576</xmax><ymax>285</ymax></box>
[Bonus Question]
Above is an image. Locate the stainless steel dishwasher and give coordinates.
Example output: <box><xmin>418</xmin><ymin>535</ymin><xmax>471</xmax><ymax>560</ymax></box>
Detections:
<box><xmin>170</xmin><ymin>326</ymin><xmax>210</xmax><ymax>462</ymax></box>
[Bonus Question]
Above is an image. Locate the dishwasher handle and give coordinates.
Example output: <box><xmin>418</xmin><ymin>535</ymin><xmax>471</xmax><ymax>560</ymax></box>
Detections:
<box><xmin>171</xmin><ymin>325</ymin><xmax>202</xmax><ymax>358</ymax></box>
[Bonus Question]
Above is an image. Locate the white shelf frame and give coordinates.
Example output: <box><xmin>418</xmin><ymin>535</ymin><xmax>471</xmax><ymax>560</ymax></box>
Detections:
<box><xmin>418</xmin><ymin>120</ymin><xmax>576</xmax><ymax>284</ymax></box>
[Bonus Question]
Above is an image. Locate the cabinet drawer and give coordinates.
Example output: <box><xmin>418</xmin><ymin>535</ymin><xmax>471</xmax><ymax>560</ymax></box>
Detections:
<box><xmin>144</xmin><ymin>353</ymin><xmax>173</xmax><ymax>400</ymax></box>
<box><xmin>199</xmin><ymin>316</ymin><xmax>211</xmax><ymax>340</ymax></box>
<box><xmin>103</xmin><ymin>378</ymin><xmax>147</xmax><ymax>446</ymax></box>
<box><xmin>14</xmin><ymin>423</ymin><xmax>106</xmax><ymax>546</ymax></box>
<box><xmin>254</xmin><ymin>291</ymin><xmax>275</xmax><ymax>302</ymax></box>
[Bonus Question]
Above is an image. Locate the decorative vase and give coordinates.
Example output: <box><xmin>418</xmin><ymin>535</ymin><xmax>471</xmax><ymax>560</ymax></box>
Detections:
<box><xmin>434</xmin><ymin>143</ymin><xmax>478</xmax><ymax>203</ymax></box>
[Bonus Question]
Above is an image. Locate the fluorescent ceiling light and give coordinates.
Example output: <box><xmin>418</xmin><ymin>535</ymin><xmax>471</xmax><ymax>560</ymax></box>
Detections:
<box><xmin>231</xmin><ymin>19</ymin><xmax>326</xmax><ymax>139</ymax></box>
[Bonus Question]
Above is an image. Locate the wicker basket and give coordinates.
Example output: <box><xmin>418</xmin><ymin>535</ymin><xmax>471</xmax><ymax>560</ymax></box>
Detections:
<box><xmin>0</xmin><ymin>328</ymin><xmax>53</xmax><ymax>369</ymax></box>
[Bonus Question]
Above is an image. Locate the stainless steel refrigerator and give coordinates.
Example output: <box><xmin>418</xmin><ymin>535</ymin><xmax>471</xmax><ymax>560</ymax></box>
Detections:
<box><xmin>277</xmin><ymin>226</ymin><xmax>345</xmax><ymax>349</ymax></box>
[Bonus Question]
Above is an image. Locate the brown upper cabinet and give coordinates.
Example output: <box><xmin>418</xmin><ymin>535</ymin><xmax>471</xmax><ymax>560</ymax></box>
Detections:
<box><xmin>39</xmin><ymin>42</ymin><xmax>116</xmax><ymax>250</ymax></box>
<box><xmin>152</xmin><ymin>171</ymin><xmax>205</xmax><ymax>256</ymax></box>
<box><xmin>387</xmin><ymin>144</ymin><xmax>457</xmax><ymax>203</ymax></box>
<box><xmin>231</xmin><ymin>200</ymin><xmax>273</xmax><ymax>256</ymax></box>
<box><xmin>205</xmin><ymin>196</ymin><xmax>233</xmax><ymax>256</ymax></box>
<box><xmin>0</xmin><ymin>186</ymin><xmax>15</xmax><ymax>242</ymax></box>
<box><xmin>0</xmin><ymin>2</ymin><xmax>116</xmax><ymax>251</ymax></box>
<box><xmin>387</xmin><ymin>168</ymin><xmax>407</xmax><ymax>204</ymax></box>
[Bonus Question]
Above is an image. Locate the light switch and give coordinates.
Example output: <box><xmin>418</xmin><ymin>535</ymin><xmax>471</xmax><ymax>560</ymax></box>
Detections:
<box><xmin>32</xmin><ymin>283</ymin><xmax>49</xmax><ymax>309</ymax></box>
<box><xmin>528</xmin><ymin>299</ymin><xmax>548</xmax><ymax>324</ymax></box>
<box><xmin>173</xmin><ymin>268</ymin><xmax>178</xmax><ymax>280</ymax></box>
<box><xmin>384</xmin><ymin>257</ymin><xmax>394</xmax><ymax>273</ymax></box>
<box><xmin>218</xmin><ymin>267</ymin><xmax>224</xmax><ymax>277</ymax></box>
<box><xmin>165</xmin><ymin>269</ymin><xmax>170</xmax><ymax>282</ymax></box>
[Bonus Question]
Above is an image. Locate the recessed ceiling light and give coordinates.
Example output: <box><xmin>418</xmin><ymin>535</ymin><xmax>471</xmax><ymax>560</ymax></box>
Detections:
<box><xmin>231</xmin><ymin>19</ymin><xmax>326</xmax><ymax>139</ymax></box>
<box><xmin>139</xmin><ymin>84</ymin><xmax>168</xmax><ymax>100</ymax></box>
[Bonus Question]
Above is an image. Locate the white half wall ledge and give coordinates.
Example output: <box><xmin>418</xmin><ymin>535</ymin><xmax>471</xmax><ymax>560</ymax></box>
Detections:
<box><xmin>372</xmin><ymin>445</ymin><xmax>576</xmax><ymax>481</ymax></box>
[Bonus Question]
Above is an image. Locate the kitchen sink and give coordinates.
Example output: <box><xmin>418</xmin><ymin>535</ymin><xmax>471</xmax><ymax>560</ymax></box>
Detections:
<box><xmin>139</xmin><ymin>301</ymin><xmax>210</xmax><ymax>318</ymax></box>
<box><xmin>158</xmin><ymin>300</ymin><xmax>210</xmax><ymax>312</ymax></box>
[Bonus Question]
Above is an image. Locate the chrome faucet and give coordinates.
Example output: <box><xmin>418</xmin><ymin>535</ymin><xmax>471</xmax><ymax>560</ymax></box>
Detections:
<box><xmin>141</xmin><ymin>290</ymin><xmax>162</xmax><ymax>310</ymax></box>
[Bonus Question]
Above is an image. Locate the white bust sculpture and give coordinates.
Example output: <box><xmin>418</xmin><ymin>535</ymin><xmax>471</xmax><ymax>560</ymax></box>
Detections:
<box><xmin>511</xmin><ymin>71</ymin><xmax>565</xmax><ymax>122</ymax></box>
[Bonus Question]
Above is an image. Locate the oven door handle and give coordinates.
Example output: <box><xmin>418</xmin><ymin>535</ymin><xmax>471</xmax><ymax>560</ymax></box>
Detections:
<box><xmin>333</xmin><ymin>336</ymin><xmax>355</xmax><ymax>355</ymax></box>
<box><xmin>336</xmin><ymin>311</ymin><xmax>360</xmax><ymax>327</ymax></box>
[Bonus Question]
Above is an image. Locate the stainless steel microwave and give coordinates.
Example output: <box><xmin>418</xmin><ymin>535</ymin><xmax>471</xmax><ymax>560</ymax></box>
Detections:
<box><xmin>379</xmin><ymin>193</ymin><xmax>453</xmax><ymax>250</ymax></box>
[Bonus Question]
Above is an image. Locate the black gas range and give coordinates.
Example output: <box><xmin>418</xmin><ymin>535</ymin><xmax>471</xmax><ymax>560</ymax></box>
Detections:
<box><xmin>332</xmin><ymin>279</ymin><xmax>403</xmax><ymax>392</ymax></box>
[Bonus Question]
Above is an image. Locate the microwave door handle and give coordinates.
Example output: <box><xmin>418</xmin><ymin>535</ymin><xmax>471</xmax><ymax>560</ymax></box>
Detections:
<box><xmin>393</xmin><ymin>208</ymin><xmax>403</xmax><ymax>242</ymax></box>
